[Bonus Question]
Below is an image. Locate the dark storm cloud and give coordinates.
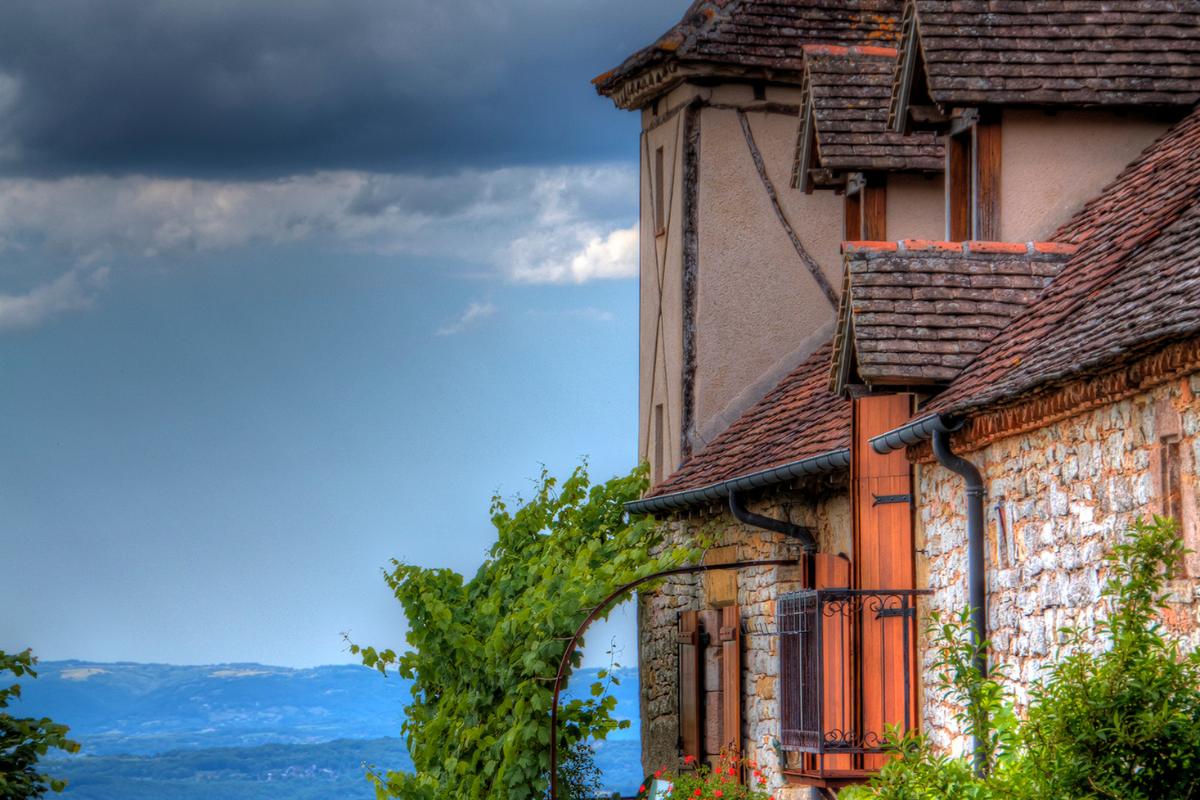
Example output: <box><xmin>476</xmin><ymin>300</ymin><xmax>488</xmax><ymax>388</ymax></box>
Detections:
<box><xmin>0</xmin><ymin>0</ymin><xmax>682</xmax><ymax>178</ymax></box>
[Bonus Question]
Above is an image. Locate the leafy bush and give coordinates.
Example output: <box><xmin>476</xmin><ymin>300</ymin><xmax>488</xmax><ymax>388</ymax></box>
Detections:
<box><xmin>348</xmin><ymin>463</ymin><xmax>687</xmax><ymax>800</ymax></box>
<box><xmin>845</xmin><ymin>516</ymin><xmax>1200</xmax><ymax>800</ymax></box>
<box><xmin>1</xmin><ymin>649</ymin><xmax>80</xmax><ymax>798</ymax></box>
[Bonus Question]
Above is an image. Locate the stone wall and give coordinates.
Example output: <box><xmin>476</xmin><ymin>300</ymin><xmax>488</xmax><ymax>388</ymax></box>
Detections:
<box><xmin>915</xmin><ymin>374</ymin><xmax>1200</xmax><ymax>753</ymax></box>
<box><xmin>639</xmin><ymin>484</ymin><xmax>851</xmax><ymax>798</ymax></box>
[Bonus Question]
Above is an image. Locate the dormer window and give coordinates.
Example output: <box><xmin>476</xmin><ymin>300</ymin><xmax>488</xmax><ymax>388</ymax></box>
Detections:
<box><xmin>945</xmin><ymin>110</ymin><xmax>1000</xmax><ymax>241</ymax></box>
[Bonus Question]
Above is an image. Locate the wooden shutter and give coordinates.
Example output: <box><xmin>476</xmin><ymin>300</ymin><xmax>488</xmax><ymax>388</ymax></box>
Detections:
<box><xmin>679</xmin><ymin>610</ymin><xmax>702</xmax><ymax>763</ymax></box>
<box><xmin>852</xmin><ymin>394</ymin><xmax>917</xmax><ymax>771</ymax></box>
<box><xmin>720</xmin><ymin>605</ymin><xmax>741</xmax><ymax>765</ymax></box>
<box><xmin>814</xmin><ymin>554</ymin><xmax>853</xmax><ymax>773</ymax></box>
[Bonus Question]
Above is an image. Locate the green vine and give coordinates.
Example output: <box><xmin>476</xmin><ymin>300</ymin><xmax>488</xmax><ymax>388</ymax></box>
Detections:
<box><xmin>348</xmin><ymin>463</ymin><xmax>689</xmax><ymax>800</ymax></box>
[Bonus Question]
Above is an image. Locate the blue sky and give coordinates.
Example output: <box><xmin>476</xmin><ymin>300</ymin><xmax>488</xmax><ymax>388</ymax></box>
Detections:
<box><xmin>0</xmin><ymin>0</ymin><xmax>684</xmax><ymax>669</ymax></box>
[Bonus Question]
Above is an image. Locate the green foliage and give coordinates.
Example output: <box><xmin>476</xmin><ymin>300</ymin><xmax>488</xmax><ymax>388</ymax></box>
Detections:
<box><xmin>1021</xmin><ymin>515</ymin><xmax>1200</xmax><ymax>800</ymax></box>
<box><xmin>556</xmin><ymin>741</ymin><xmax>603</xmax><ymax>800</ymax></box>
<box><xmin>841</xmin><ymin>609</ymin><xmax>1022</xmax><ymax>800</ymax></box>
<box><xmin>844</xmin><ymin>516</ymin><xmax>1200</xmax><ymax>800</ymax></box>
<box><xmin>348</xmin><ymin>463</ymin><xmax>686</xmax><ymax>800</ymax></box>
<box><xmin>1</xmin><ymin>649</ymin><xmax>81</xmax><ymax>798</ymax></box>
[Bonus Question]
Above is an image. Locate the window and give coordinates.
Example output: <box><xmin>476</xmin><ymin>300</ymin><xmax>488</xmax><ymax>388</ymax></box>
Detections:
<box><xmin>654</xmin><ymin>403</ymin><xmax>664</xmax><ymax>485</ymax></box>
<box><xmin>654</xmin><ymin>146</ymin><xmax>666</xmax><ymax>236</ymax></box>
<box><xmin>1161</xmin><ymin>436</ymin><xmax>1186</xmax><ymax>577</ymax></box>
<box><xmin>945</xmin><ymin>110</ymin><xmax>1000</xmax><ymax>240</ymax></box>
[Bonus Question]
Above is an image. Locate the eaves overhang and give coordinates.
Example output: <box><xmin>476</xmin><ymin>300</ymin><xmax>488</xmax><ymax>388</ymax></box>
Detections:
<box><xmin>625</xmin><ymin>448</ymin><xmax>851</xmax><ymax>517</ymax></box>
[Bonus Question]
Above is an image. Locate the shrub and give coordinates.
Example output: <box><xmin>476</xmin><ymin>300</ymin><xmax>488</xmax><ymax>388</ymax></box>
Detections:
<box><xmin>845</xmin><ymin>515</ymin><xmax>1200</xmax><ymax>800</ymax></box>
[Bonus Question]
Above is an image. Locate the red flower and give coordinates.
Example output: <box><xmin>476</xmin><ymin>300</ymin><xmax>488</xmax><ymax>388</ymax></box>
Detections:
<box><xmin>639</xmin><ymin>786</ymin><xmax>645</xmax><ymax>794</ymax></box>
<box><xmin>693</xmin><ymin>790</ymin><xmax>701</xmax><ymax>797</ymax></box>
<box><xmin>714</xmin><ymin>792</ymin><xmax>723</xmax><ymax>798</ymax></box>
<box><xmin>727</xmin><ymin>768</ymin><xmax>736</xmax><ymax>776</ymax></box>
<box><xmin>655</xmin><ymin>770</ymin><xmax>662</xmax><ymax>778</ymax></box>
<box><xmin>684</xmin><ymin>755</ymin><xmax>695</xmax><ymax>764</ymax></box>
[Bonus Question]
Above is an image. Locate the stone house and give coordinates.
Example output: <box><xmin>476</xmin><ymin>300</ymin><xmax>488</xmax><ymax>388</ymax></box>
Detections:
<box><xmin>595</xmin><ymin>1</ymin><xmax>1200</xmax><ymax>798</ymax></box>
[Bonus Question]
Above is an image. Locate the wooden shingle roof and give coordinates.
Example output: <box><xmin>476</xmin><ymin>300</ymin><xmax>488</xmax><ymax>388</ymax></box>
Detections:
<box><xmin>594</xmin><ymin>0</ymin><xmax>903</xmax><ymax>110</ymax></box>
<box><xmin>890</xmin><ymin>0</ymin><xmax>1200</xmax><ymax>124</ymax></box>
<box><xmin>926</xmin><ymin>105</ymin><xmax>1200</xmax><ymax>417</ymax></box>
<box><xmin>793</xmin><ymin>44</ymin><xmax>942</xmax><ymax>183</ymax></box>
<box><xmin>829</xmin><ymin>240</ymin><xmax>1077</xmax><ymax>393</ymax></box>
<box><xmin>644</xmin><ymin>341</ymin><xmax>850</xmax><ymax>502</ymax></box>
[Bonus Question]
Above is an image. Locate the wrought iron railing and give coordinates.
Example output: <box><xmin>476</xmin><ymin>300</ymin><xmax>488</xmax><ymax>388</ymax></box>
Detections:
<box><xmin>778</xmin><ymin>588</ymin><xmax>929</xmax><ymax>768</ymax></box>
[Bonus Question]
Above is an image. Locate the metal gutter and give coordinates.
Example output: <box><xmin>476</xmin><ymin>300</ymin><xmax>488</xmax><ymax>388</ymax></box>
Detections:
<box><xmin>729</xmin><ymin>490</ymin><xmax>817</xmax><ymax>552</ymax></box>
<box><xmin>869</xmin><ymin>413</ymin><xmax>962</xmax><ymax>454</ymax></box>
<box><xmin>624</xmin><ymin>448</ymin><xmax>851</xmax><ymax>516</ymax></box>
<box><xmin>870</xmin><ymin>410</ymin><xmax>989</xmax><ymax>773</ymax></box>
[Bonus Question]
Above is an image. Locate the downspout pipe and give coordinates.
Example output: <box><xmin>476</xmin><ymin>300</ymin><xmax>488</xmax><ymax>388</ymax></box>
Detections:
<box><xmin>728</xmin><ymin>490</ymin><xmax>818</xmax><ymax>554</ymax></box>
<box><xmin>872</xmin><ymin>415</ymin><xmax>988</xmax><ymax>773</ymax></box>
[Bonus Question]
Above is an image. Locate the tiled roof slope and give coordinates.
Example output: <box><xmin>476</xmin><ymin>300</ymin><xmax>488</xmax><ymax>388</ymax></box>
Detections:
<box><xmin>908</xmin><ymin>0</ymin><xmax>1200</xmax><ymax>108</ymax></box>
<box><xmin>647</xmin><ymin>341</ymin><xmax>850</xmax><ymax>499</ymax></box>
<box><xmin>927</xmin><ymin>106</ymin><xmax>1200</xmax><ymax>416</ymax></box>
<box><xmin>594</xmin><ymin>0</ymin><xmax>902</xmax><ymax>108</ymax></box>
<box><xmin>830</xmin><ymin>240</ymin><xmax>1076</xmax><ymax>391</ymax></box>
<box><xmin>802</xmin><ymin>44</ymin><xmax>942</xmax><ymax>172</ymax></box>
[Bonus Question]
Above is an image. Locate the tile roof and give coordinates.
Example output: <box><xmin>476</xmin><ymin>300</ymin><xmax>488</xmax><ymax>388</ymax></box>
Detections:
<box><xmin>594</xmin><ymin>0</ymin><xmax>903</xmax><ymax>109</ymax></box>
<box><xmin>900</xmin><ymin>0</ymin><xmax>1200</xmax><ymax>111</ymax></box>
<box><xmin>645</xmin><ymin>340</ymin><xmax>850</xmax><ymax>501</ymax></box>
<box><xmin>797</xmin><ymin>44</ymin><xmax>942</xmax><ymax>177</ymax></box>
<box><xmin>829</xmin><ymin>240</ymin><xmax>1076</xmax><ymax>392</ymax></box>
<box><xmin>926</xmin><ymin>105</ymin><xmax>1200</xmax><ymax>417</ymax></box>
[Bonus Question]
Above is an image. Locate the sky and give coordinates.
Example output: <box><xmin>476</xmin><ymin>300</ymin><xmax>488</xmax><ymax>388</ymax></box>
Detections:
<box><xmin>0</xmin><ymin>0</ymin><xmax>685</xmax><ymax>670</ymax></box>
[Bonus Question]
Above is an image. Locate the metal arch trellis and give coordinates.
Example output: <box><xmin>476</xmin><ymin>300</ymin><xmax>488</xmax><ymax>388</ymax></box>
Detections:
<box><xmin>548</xmin><ymin>559</ymin><xmax>798</xmax><ymax>800</ymax></box>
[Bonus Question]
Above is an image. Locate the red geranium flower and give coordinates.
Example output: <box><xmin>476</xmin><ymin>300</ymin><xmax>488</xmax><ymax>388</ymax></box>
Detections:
<box><xmin>684</xmin><ymin>755</ymin><xmax>695</xmax><ymax>764</ymax></box>
<box><xmin>639</xmin><ymin>786</ymin><xmax>645</xmax><ymax>794</ymax></box>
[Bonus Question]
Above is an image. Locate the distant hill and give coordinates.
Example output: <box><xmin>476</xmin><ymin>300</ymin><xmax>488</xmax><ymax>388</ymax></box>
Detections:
<box><xmin>18</xmin><ymin>660</ymin><xmax>644</xmax><ymax>797</ymax></box>
<box><xmin>46</xmin><ymin>737</ymin><xmax>643</xmax><ymax>800</ymax></box>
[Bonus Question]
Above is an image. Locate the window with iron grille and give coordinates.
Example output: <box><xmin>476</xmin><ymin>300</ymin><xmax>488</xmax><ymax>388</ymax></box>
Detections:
<box><xmin>778</xmin><ymin>587</ymin><xmax>927</xmax><ymax>777</ymax></box>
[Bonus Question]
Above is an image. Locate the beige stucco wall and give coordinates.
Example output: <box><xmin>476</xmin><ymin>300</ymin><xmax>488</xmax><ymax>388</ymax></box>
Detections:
<box><xmin>638</xmin><ymin>81</ymin><xmax>848</xmax><ymax>485</ymax></box>
<box><xmin>999</xmin><ymin>108</ymin><xmax>1176</xmax><ymax>243</ymax></box>
<box><xmin>886</xmin><ymin>172</ymin><xmax>945</xmax><ymax>242</ymax></box>
<box><xmin>694</xmin><ymin>83</ymin><xmax>843</xmax><ymax>452</ymax></box>
<box><xmin>915</xmin><ymin>374</ymin><xmax>1200</xmax><ymax>754</ymax></box>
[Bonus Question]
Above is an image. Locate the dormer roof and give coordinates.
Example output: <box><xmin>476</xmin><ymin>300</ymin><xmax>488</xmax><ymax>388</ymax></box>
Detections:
<box><xmin>829</xmin><ymin>239</ymin><xmax>1078</xmax><ymax>394</ymax></box>
<box><xmin>791</xmin><ymin>44</ymin><xmax>942</xmax><ymax>189</ymax></box>
<box><xmin>888</xmin><ymin>0</ymin><xmax>1200</xmax><ymax>130</ymax></box>
<box><xmin>594</xmin><ymin>0</ymin><xmax>903</xmax><ymax>111</ymax></box>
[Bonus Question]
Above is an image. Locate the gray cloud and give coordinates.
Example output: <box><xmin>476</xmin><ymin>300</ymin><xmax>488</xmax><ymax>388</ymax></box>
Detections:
<box><xmin>0</xmin><ymin>164</ymin><xmax>638</xmax><ymax>285</ymax></box>
<box><xmin>0</xmin><ymin>0</ymin><xmax>683</xmax><ymax>178</ymax></box>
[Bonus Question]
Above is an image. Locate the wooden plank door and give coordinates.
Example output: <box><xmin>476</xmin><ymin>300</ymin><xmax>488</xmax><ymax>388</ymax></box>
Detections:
<box><xmin>852</xmin><ymin>394</ymin><xmax>916</xmax><ymax>770</ymax></box>
<box><xmin>679</xmin><ymin>610</ymin><xmax>702</xmax><ymax>764</ymax></box>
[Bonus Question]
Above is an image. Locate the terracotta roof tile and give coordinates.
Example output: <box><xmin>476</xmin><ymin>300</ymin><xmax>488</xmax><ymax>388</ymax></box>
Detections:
<box><xmin>595</xmin><ymin>0</ymin><xmax>903</xmax><ymax>108</ymax></box>
<box><xmin>905</xmin><ymin>0</ymin><xmax>1200</xmax><ymax>109</ymax></box>
<box><xmin>926</xmin><ymin>105</ymin><xmax>1200</xmax><ymax>416</ymax></box>
<box><xmin>830</xmin><ymin>240</ymin><xmax>1075</xmax><ymax>391</ymax></box>
<box><xmin>796</xmin><ymin>45</ymin><xmax>943</xmax><ymax>176</ymax></box>
<box><xmin>647</xmin><ymin>340</ymin><xmax>850</xmax><ymax>498</ymax></box>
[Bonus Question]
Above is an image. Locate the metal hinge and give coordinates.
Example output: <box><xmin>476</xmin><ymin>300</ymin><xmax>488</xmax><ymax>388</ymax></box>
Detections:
<box><xmin>878</xmin><ymin>606</ymin><xmax>917</xmax><ymax>620</ymax></box>
<box><xmin>872</xmin><ymin>493</ymin><xmax>913</xmax><ymax>507</ymax></box>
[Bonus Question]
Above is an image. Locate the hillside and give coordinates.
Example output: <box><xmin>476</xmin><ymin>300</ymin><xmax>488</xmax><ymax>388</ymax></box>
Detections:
<box><xmin>18</xmin><ymin>660</ymin><xmax>644</xmax><ymax>797</ymax></box>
